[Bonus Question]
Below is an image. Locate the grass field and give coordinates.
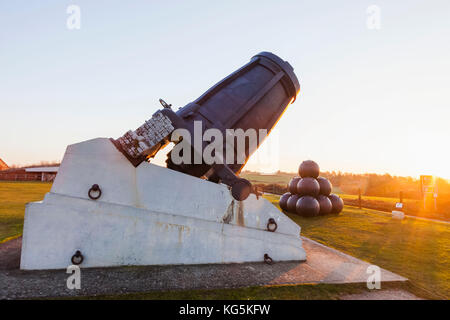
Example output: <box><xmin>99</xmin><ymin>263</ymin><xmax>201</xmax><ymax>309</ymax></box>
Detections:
<box><xmin>0</xmin><ymin>181</ymin><xmax>51</xmax><ymax>243</ymax></box>
<box><xmin>340</xmin><ymin>194</ymin><xmax>450</xmax><ymax>221</ymax></box>
<box><xmin>81</xmin><ymin>281</ymin><xmax>427</xmax><ymax>300</ymax></box>
<box><xmin>242</xmin><ymin>172</ymin><xmax>449</xmax><ymax>221</ymax></box>
<box><xmin>264</xmin><ymin>194</ymin><xmax>450</xmax><ymax>299</ymax></box>
<box><xmin>241</xmin><ymin>172</ymin><xmax>293</xmax><ymax>185</ymax></box>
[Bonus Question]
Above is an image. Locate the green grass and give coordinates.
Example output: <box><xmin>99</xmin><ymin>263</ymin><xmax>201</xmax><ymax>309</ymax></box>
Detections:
<box><xmin>0</xmin><ymin>181</ymin><xmax>51</xmax><ymax>243</ymax></box>
<box><xmin>264</xmin><ymin>194</ymin><xmax>450</xmax><ymax>299</ymax></box>
<box><xmin>241</xmin><ymin>172</ymin><xmax>449</xmax><ymax>220</ymax></box>
<box><xmin>341</xmin><ymin>194</ymin><xmax>450</xmax><ymax>221</ymax></box>
<box><xmin>77</xmin><ymin>281</ymin><xmax>429</xmax><ymax>300</ymax></box>
<box><xmin>241</xmin><ymin>172</ymin><xmax>345</xmax><ymax>192</ymax></box>
<box><xmin>241</xmin><ymin>172</ymin><xmax>293</xmax><ymax>185</ymax></box>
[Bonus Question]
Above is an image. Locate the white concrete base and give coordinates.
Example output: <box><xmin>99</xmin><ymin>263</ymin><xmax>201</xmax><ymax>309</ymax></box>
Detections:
<box><xmin>392</xmin><ymin>211</ymin><xmax>405</xmax><ymax>220</ymax></box>
<box><xmin>20</xmin><ymin>138</ymin><xmax>306</xmax><ymax>270</ymax></box>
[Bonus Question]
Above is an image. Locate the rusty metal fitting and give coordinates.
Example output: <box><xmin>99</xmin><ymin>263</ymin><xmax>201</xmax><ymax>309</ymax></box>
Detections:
<box><xmin>264</xmin><ymin>253</ymin><xmax>273</xmax><ymax>265</ymax></box>
<box><xmin>267</xmin><ymin>218</ymin><xmax>277</xmax><ymax>232</ymax></box>
<box><xmin>71</xmin><ymin>250</ymin><xmax>84</xmax><ymax>265</ymax></box>
<box><xmin>88</xmin><ymin>184</ymin><xmax>102</xmax><ymax>200</ymax></box>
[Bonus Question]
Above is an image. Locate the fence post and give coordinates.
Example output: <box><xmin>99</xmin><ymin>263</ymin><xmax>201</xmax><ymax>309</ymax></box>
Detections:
<box><xmin>358</xmin><ymin>188</ymin><xmax>362</xmax><ymax>209</ymax></box>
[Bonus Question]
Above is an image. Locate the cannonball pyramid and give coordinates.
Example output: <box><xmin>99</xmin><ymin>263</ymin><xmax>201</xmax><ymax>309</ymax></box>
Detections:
<box><xmin>279</xmin><ymin>160</ymin><xmax>344</xmax><ymax>217</ymax></box>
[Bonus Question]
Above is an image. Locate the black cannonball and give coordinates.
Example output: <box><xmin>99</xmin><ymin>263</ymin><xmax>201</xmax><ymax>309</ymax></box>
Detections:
<box><xmin>288</xmin><ymin>177</ymin><xmax>301</xmax><ymax>194</ymax></box>
<box><xmin>317</xmin><ymin>177</ymin><xmax>332</xmax><ymax>196</ymax></box>
<box><xmin>298</xmin><ymin>160</ymin><xmax>320</xmax><ymax>178</ymax></box>
<box><xmin>296</xmin><ymin>177</ymin><xmax>320</xmax><ymax>197</ymax></box>
<box><xmin>317</xmin><ymin>194</ymin><xmax>333</xmax><ymax>215</ymax></box>
<box><xmin>296</xmin><ymin>196</ymin><xmax>320</xmax><ymax>217</ymax></box>
<box><xmin>279</xmin><ymin>192</ymin><xmax>291</xmax><ymax>211</ymax></box>
<box><xmin>287</xmin><ymin>194</ymin><xmax>300</xmax><ymax>213</ymax></box>
<box><xmin>328</xmin><ymin>194</ymin><xmax>344</xmax><ymax>214</ymax></box>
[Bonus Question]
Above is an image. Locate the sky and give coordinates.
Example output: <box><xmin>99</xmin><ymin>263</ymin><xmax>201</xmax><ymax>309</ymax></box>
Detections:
<box><xmin>1</xmin><ymin>1</ymin><xmax>449</xmax><ymax>179</ymax></box>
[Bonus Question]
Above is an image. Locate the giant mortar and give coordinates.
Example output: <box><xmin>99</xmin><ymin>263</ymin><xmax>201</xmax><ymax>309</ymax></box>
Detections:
<box><xmin>20</xmin><ymin>52</ymin><xmax>306</xmax><ymax>270</ymax></box>
<box><xmin>113</xmin><ymin>52</ymin><xmax>300</xmax><ymax>200</ymax></box>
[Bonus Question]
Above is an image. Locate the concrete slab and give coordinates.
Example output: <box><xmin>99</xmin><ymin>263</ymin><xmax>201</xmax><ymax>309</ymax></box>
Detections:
<box><xmin>299</xmin><ymin>237</ymin><xmax>407</xmax><ymax>283</ymax></box>
<box><xmin>0</xmin><ymin>236</ymin><xmax>407</xmax><ymax>299</ymax></box>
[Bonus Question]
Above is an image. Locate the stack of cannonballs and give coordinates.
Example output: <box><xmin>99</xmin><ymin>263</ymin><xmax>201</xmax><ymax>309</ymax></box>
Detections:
<box><xmin>279</xmin><ymin>160</ymin><xmax>344</xmax><ymax>217</ymax></box>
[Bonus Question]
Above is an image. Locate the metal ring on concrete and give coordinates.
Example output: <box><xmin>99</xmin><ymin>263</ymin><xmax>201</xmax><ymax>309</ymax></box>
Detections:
<box><xmin>264</xmin><ymin>254</ymin><xmax>273</xmax><ymax>265</ymax></box>
<box><xmin>267</xmin><ymin>218</ymin><xmax>277</xmax><ymax>232</ymax></box>
<box><xmin>88</xmin><ymin>184</ymin><xmax>102</xmax><ymax>200</ymax></box>
<box><xmin>71</xmin><ymin>250</ymin><xmax>84</xmax><ymax>265</ymax></box>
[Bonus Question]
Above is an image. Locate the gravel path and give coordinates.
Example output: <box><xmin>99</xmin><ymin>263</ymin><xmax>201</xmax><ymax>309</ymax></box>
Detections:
<box><xmin>340</xmin><ymin>289</ymin><xmax>423</xmax><ymax>300</ymax></box>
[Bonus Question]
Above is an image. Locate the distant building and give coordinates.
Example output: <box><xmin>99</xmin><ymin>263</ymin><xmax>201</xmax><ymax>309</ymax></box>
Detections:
<box><xmin>0</xmin><ymin>158</ymin><xmax>9</xmax><ymax>171</ymax></box>
<box><xmin>0</xmin><ymin>166</ymin><xmax>59</xmax><ymax>182</ymax></box>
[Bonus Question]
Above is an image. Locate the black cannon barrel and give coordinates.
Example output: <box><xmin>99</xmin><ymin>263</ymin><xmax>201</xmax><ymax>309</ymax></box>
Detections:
<box><xmin>115</xmin><ymin>52</ymin><xmax>300</xmax><ymax>200</ymax></box>
<box><xmin>165</xmin><ymin>52</ymin><xmax>300</xmax><ymax>196</ymax></box>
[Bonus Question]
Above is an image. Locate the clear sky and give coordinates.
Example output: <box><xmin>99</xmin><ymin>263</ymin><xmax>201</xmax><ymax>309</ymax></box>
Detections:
<box><xmin>1</xmin><ymin>1</ymin><xmax>449</xmax><ymax>179</ymax></box>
